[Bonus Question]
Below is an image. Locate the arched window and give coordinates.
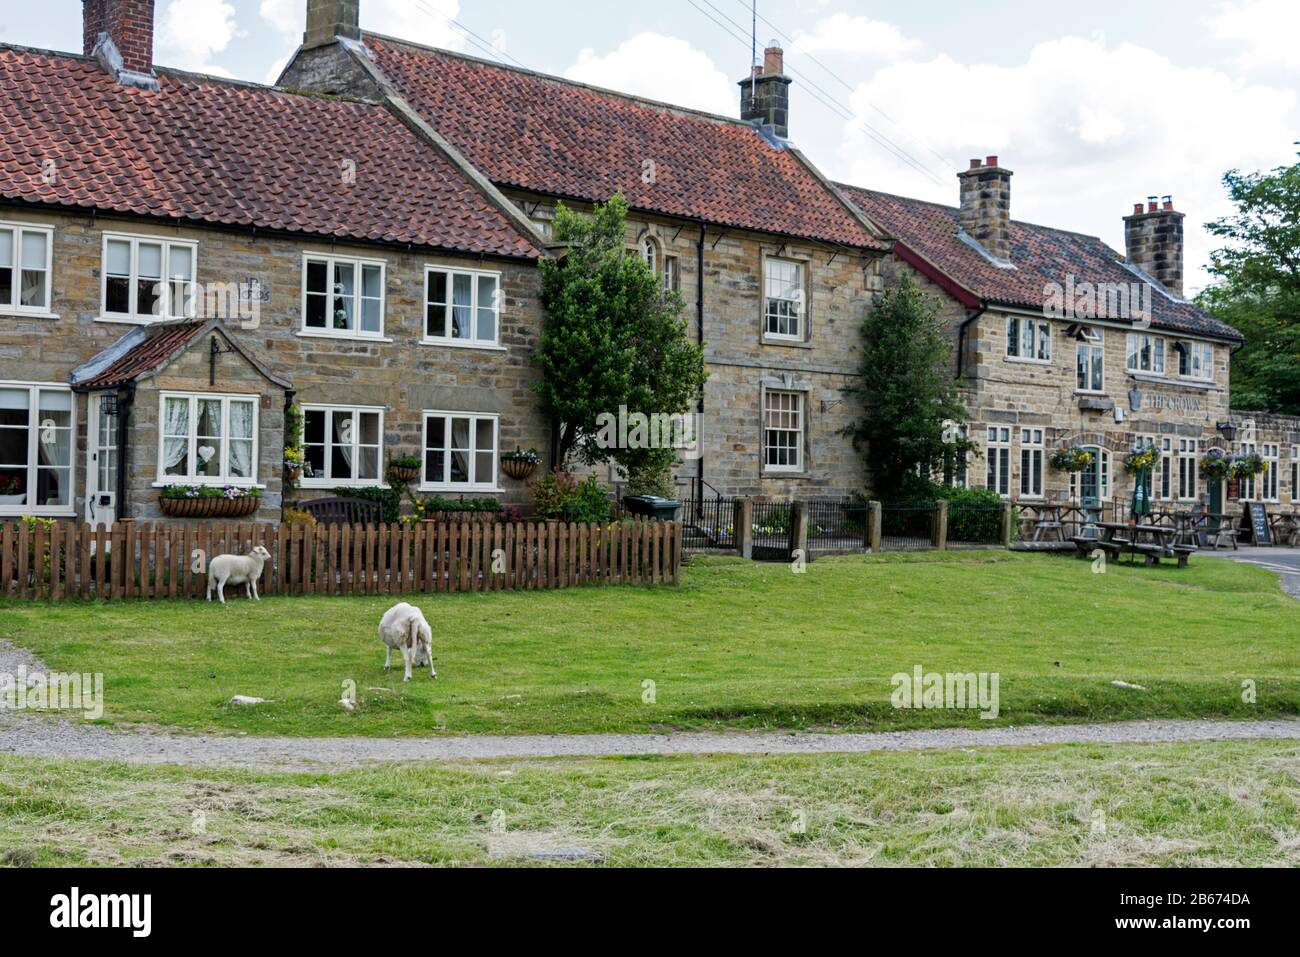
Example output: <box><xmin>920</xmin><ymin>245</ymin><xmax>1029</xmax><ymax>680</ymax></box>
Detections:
<box><xmin>641</xmin><ymin>236</ymin><xmax>659</xmax><ymax>275</ymax></box>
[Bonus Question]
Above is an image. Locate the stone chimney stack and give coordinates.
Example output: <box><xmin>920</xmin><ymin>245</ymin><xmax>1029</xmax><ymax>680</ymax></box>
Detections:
<box><xmin>82</xmin><ymin>0</ymin><xmax>155</xmax><ymax>78</ymax></box>
<box><xmin>957</xmin><ymin>156</ymin><xmax>1013</xmax><ymax>262</ymax></box>
<box><xmin>739</xmin><ymin>40</ymin><xmax>793</xmax><ymax>138</ymax></box>
<box><xmin>304</xmin><ymin>0</ymin><xmax>361</xmax><ymax>50</ymax></box>
<box><xmin>1124</xmin><ymin>195</ymin><xmax>1185</xmax><ymax>297</ymax></box>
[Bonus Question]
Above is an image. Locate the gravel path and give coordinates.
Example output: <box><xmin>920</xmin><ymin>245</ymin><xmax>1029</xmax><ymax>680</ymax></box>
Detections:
<box><xmin>0</xmin><ymin>709</ymin><xmax>1296</xmax><ymax>772</ymax></box>
<box><xmin>3</xmin><ymin>641</ymin><xmax>1297</xmax><ymax>771</ymax></box>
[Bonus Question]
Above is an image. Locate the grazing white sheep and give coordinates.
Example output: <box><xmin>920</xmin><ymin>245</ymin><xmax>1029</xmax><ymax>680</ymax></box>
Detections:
<box><xmin>378</xmin><ymin>602</ymin><xmax>436</xmax><ymax>682</ymax></box>
<box><xmin>206</xmin><ymin>546</ymin><xmax>272</xmax><ymax>605</ymax></box>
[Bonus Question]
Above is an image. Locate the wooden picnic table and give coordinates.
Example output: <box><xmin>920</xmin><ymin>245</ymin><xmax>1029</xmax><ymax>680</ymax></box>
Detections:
<box><xmin>1031</xmin><ymin>503</ymin><xmax>1066</xmax><ymax>542</ymax></box>
<box><xmin>1270</xmin><ymin>512</ymin><xmax>1300</xmax><ymax>547</ymax></box>
<box><xmin>1075</xmin><ymin>521</ymin><xmax>1195</xmax><ymax>567</ymax></box>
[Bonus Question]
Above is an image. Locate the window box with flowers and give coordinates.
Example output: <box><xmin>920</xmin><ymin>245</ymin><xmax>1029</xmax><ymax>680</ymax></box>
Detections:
<box><xmin>158</xmin><ymin>484</ymin><xmax>263</xmax><ymax>518</ymax></box>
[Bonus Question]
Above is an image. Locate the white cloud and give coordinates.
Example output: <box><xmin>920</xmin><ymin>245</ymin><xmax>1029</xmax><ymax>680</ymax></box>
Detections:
<box><xmin>792</xmin><ymin>14</ymin><xmax>921</xmax><ymax>60</ymax></box>
<box><xmin>564</xmin><ymin>33</ymin><xmax>736</xmax><ymax>116</ymax></box>
<box><xmin>834</xmin><ymin>36</ymin><xmax>1298</xmax><ymax>294</ymax></box>
<box><xmin>156</xmin><ymin>0</ymin><xmax>237</xmax><ymax>75</ymax></box>
<box><xmin>260</xmin><ymin>0</ymin><xmax>466</xmax><ymax>51</ymax></box>
<box><xmin>1208</xmin><ymin>0</ymin><xmax>1300</xmax><ymax>71</ymax></box>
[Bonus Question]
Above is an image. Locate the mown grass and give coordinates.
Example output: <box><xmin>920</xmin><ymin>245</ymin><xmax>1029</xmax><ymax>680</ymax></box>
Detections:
<box><xmin>1</xmin><ymin>741</ymin><xmax>1298</xmax><ymax>867</ymax></box>
<box><xmin>0</xmin><ymin>552</ymin><xmax>1295</xmax><ymax>737</ymax></box>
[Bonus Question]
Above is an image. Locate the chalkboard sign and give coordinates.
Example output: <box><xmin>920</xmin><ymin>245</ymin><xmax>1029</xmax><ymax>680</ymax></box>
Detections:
<box><xmin>1241</xmin><ymin>503</ymin><xmax>1273</xmax><ymax>546</ymax></box>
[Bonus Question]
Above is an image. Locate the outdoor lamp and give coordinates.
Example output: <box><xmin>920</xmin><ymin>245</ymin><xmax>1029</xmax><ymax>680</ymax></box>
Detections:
<box><xmin>1217</xmin><ymin>421</ymin><xmax>1238</xmax><ymax>443</ymax></box>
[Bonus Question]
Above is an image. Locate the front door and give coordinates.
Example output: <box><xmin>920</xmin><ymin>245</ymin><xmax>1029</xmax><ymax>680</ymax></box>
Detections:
<box><xmin>85</xmin><ymin>394</ymin><xmax>118</xmax><ymax>530</ymax></box>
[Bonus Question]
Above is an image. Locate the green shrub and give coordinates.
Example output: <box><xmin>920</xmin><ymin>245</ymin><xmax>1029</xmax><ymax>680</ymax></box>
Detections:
<box><xmin>337</xmin><ymin>485</ymin><xmax>402</xmax><ymax>524</ymax></box>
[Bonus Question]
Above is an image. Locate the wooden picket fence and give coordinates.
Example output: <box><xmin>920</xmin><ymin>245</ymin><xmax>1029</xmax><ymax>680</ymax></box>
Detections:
<box><xmin>0</xmin><ymin>519</ymin><xmax>681</xmax><ymax>601</ymax></box>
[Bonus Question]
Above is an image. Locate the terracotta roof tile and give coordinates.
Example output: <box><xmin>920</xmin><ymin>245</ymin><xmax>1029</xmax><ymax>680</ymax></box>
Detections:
<box><xmin>0</xmin><ymin>46</ymin><xmax>541</xmax><ymax>260</ymax></box>
<box><xmin>75</xmin><ymin>321</ymin><xmax>206</xmax><ymax>390</ymax></box>
<box><xmin>365</xmin><ymin>37</ymin><xmax>883</xmax><ymax>250</ymax></box>
<box><xmin>839</xmin><ymin>185</ymin><xmax>1242</xmax><ymax>342</ymax></box>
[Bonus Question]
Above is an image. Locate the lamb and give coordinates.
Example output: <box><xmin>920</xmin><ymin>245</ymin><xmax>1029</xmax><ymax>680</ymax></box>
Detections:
<box><xmin>205</xmin><ymin>545</ymin><xmax>272</xmax><ymax>605</ymax></box>
<box><xmin>378</xmin><ymin>602</ymin><xmax>437</xmax><ymax>682</ymax></box>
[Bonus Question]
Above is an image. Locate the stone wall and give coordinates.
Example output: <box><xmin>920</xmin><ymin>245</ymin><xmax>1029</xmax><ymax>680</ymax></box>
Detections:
<box><xmin>0</xmin><ymin>205</ymin><xmax>548</xmax><ymax>523</ymax></box>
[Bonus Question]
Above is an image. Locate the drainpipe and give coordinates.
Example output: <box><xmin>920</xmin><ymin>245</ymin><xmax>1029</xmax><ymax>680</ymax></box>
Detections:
<box><xmin>956</xmin><ymin>304</ymin><xmax>988</xmax><ymax>380</ymax></box>
<box><xmin>114</xmin><ymin>382</ymin><xmax>135</xmax><ymax>520</ymax></box>
<box><xmin>282</xmin><ymin>389</ymin><xmax>296</xmax><ymax>523</ymax></box>
<box><xmin>696</xmin><ymin>224</ymin><xmax>706</xmax><ymax>491</ymax></box>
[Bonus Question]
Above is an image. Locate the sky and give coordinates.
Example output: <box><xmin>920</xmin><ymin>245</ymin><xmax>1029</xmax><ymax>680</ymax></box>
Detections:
<box><xmin>5</xmin><ymin>0</ymin><xmax>1299</xmax><ymax>294</ymax></box>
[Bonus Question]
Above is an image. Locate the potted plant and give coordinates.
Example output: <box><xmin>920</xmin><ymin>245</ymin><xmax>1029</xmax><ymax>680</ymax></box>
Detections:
<box><xmin>159</xmin><ymin>484</ymin><xmax>263</xmax><ymax>518</ymax></box>
<box><xmin>0</xmin><ymin>476</ymin><xmax>25</xmax><ymax>506</ymax></box>
<box><xmin>1200</xmin><ymin>448</ymin><xmax>1234</xmax><ymax>483</ymax></box>
<box><xmin>502</xmin><ymin>447</ymin><xmax>541</xmax><ymax>481</ymax></box>
<box><xmin>283</xmin><ymin>445</ymin><xmax>305</xmax><ymax>484</ymax></box>
<box><xmin>1049</xmin><ymin>447</ymin><xmax>1094</xmax><ymax>473</ymax></box>
<box><xmin>388</xmin><ymin>454</ymin><xmax>422</xmax><ymax>484</ymax></box>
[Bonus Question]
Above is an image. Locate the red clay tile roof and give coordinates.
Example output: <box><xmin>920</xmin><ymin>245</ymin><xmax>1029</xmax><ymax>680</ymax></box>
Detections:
<box><xmin>0</xmin><ymin>45</ymin><xmax>541</xmax><ymax>259</ymax></box>
<box><xmin>74</xmin><ymin>321</ymin><xmax>207</xmax><ymax>390</ymax></box>
<box><xmin>839</xmin><ymin>184</ymin><xmax>1242</xmax><ymax>342</ymax></box>
<box><xmin>364</xmin><ymin>36</ymin><xmax>884</xmax><ymax>250</ymax></box>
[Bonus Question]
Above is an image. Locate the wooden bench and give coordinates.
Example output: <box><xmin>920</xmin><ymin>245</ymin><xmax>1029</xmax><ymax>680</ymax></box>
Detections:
<box><xmin>1171</xmin><ymin>545</ymin><xmax>1197</xmax><ymax>569</ymax></box>
<box><xmin>1073</xmin><ymin>537</ymin><xmax>1121</xmax><ymax>561</ymax></box>
<box><xmin>299</xmin><ymin>497</ymin><xmax>382</xmax><ymax>527</ymax></box>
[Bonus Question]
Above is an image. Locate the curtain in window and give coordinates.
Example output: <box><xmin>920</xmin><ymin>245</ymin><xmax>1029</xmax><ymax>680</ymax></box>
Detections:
<box><xmin>334</xmin><ymin>413</ymin><xmax>354</xmax><ymax>470</ymax></box>
<box><xmin>228</xmin><ymin>401</ymin><xmax>253</xmax><ymax>479</ymax></box>
<box><xmin>163</xmin><ymin>398</ymin><xmax>189</xmax><ymax>472</ymax></box>
<box><xmin>451</xmin><ymin>274</ymin><xmax>472</xmax><ymax>339</ymax></box>
<box><xmin>451</xmin><ymin>417</ymin><xmax>471</xmax><ymax>482</ymax></box>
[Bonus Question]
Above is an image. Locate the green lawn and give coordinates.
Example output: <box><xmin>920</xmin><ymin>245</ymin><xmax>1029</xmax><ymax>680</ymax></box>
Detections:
<box><xmin>0</xmin><ymin>552</ymin><xmax>1295</xmax><ymax>737</ymax></box>
<box><xmin>1</xmin><ymin>741</ymin><xmax>1297</xmax><ymax>867</ymax></box>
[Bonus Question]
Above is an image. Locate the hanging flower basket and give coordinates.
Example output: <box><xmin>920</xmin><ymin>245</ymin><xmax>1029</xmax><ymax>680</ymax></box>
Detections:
<box><xmin>1200</xmin><ymin>449</ymin><xmax>1234</xmax><ymax>482</ymax></box>
<box><xmin>1231</xmin><ymin>452</ymin><xmax>1266</xmax><ymax>480</ymax></box>
<box><xmin>388</xmin><ymin>455</ymin><xmax>422</xmax><ymax>485</ymax></box>
<box><xmin>1123</xmin><ymin>445</ymin><xmax>1160</xmax><ymax>476</ymax></box>
<box><xmin>159</xmin><ymin>486</ymin><xmax>262</xmax><ymax>519</ymax></box>
<box><xmin>502</xmin><ymin>448</ymin><xmax>541</xmax><ymax>481</ymax></box>
<box><xmin>1049</xmin><ymin>447</ymin><xmax>1094</xmax><ymax>473</ymax></box>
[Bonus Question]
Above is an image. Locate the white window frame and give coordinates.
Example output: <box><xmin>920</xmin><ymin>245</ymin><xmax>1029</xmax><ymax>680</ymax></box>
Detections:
<box><xmin>1019</xmin><ymin>428</ymin><xmax>1044</xmax><ymax>500</ymax></box>
<box><xmin>640</xmin><ymin>236</ymin><xmax>659</xmax><ymax>275</ymax></box>
<box><xmin>0</xmin><ymin>381</ymin><xmax>75</xmax><ymax>517</ymax></box>
<box><xmin>1175</xmin><ymin>438</ymin><xmax>1199</xmax><ymax>502</ymax></box>
<box><xmin>155</xmin><ymin>392</ymin><xmax>260</xmax><ymax>487</ymax></box>
<box><xmin>1006</xmin><ymin>317</ymin><xmax>1051</xmax><ymax>363</ymax></box>
<box><xmin>1070</xmin><ymin>446</ymin><xmax>1111</xmax><ymax>503</ymax></box>
<box><xmin>1292</xmin><ymin>447</ymin><xmax>1299</xmax><ymax>506</ymax></box>
<box><xmin>1259</xmin><ymin>442</ymin><xmax>1281</xmax><ymax>503</ymax></box>
<box><xmin>1179</xmin><ymin>341</ymin><xmax>1214</xmax><ymax>381</ymax></box>
<box><xmin>1126</xmin><ymin>333</ymin><xmax>1166</xmax><ymax>374</ymax></box>
<box><xmin>663</xmin><ymin>254</ymin><xmax>680</xmax><ymax>293</ymax></box>
<box><xmin>300</xmin><ymin>253</ymin><xmax>387</xmax><ymax>341</ymax></box>
<box><xmin>422</xmin><ymin>266</ymin><xmax>502</xmax><ymax>349</ymax></box>
<box><xmin>762</xmin><ymin>390</ymin><xmax>804</xmax><ymax>473</ymax></box>
<box><xmin>0</xmin><ymin>222</ymin><xmax>54</xmax><ymax>316</ymax></box>
<box><xmin>763</xmin><ymin>257</ymin><xmax>806</xmax><ymax>342</ymax></box>
<box><xmin>299</xmin><ymin>404</ymin><xmax>385</xmax><ymax>489</ymax></box>
<box><xmin>986</xmin><ymin>427</ymin><xmax>1011</xmax><ymax>498</ymax></box>
<box><xmin>420</xmin><ymin>411</ymin><xmax>500</xmax><ymax>492</ymax></box>
<box><xmin>1075</xmin><ymin>327</ymin><xmax>1105</xmax><ymax>393</ymax></box>
<box><xmin>100</xmin><ymin>232</ymin><xmax>197</xmax><ymax>324</ymax></box>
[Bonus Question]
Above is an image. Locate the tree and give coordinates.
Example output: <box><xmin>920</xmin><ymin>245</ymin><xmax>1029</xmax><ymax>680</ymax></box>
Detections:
<box><xmin>1198</xmin><ymin>148</ymin><xmax>1300</xmax><ymax>414</ymax></box>
<box><xmin>536</xmin><ymin>195</ymin><xmax>707</xmax><ymax>484</ymax></box>
<box><xmin>841</xmin><ymin>272</ymin><xmax>971</xmax><ymax>499</ymax></box>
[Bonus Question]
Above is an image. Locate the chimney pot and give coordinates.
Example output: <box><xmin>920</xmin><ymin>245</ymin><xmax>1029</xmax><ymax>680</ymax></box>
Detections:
<box><xmin>957</xmin><ymin>153</ymin><xmax>1013</xmax><ymax>261</ymax></box>
<box><xmin>740</xmin><ymin>41</ymin><xmax>793</xmax><ymax>137</ymax></box>
<box><xmin>1126</xmin><ymin>194</ymin><xmax>1185</xmax><ymax>296</ymax></box>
